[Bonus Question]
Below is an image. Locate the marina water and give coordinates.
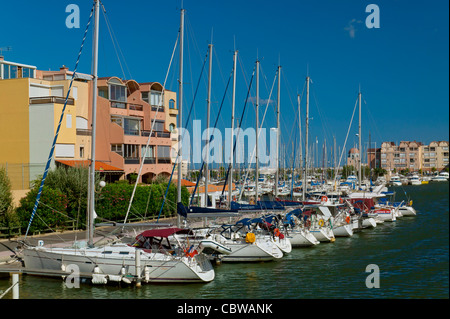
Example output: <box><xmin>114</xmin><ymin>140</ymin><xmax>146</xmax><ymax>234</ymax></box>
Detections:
<box><xmin>1</xmin><ymin>182</ymin><xmax>448</xmax><ymax>299</ymax></box>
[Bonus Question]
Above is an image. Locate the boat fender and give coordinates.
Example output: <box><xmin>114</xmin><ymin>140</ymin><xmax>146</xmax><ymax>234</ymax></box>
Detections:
<box><xmin>273</xmin><ymin>228</ymin><xmax>280</xmax><ymax>237</ymax></box>
<box><xmin>245</xmin><ymin>232</ymin><xmax>256</xmax><ymax>244</ymax></box>
<box><xmin>345</xmin><ymin>216</ymin><xmax>351</xmax><ymax>224</ymax></box>
<box><xmin>318</xmin><ymin>219</ymin><xmax>324</xmax><ymax>227</ymax></box>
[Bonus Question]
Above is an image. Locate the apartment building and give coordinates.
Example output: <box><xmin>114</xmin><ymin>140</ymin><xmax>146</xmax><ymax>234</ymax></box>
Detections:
<box><xmin>380</xmin><ymin>140</ymin><xmax>449</xmax><ymax>172</ymax></box>
<box><xmin>420</xmin><ymin>141</ymin><xmax>449</xmax><ymax>172</ymax></box>
<box><xmin>0</xmin><ymin>58</ymin><xmax>179</xmax><ymax>189</ymax></box>
<box><xmin>0</xmin><ymin>58</ymin><xmax>94</xmax><ymax>189</ymax></box>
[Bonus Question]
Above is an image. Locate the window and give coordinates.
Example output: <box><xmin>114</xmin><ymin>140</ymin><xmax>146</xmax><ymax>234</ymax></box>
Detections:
<box><xmin>22</xmin><ymin>67</ymin><xmax>34</xmax><ymax>78</ymax></box>
<box><xmin>153</xmin><ymin>120</ymin><xmax>165</xmax><ymax>132</ymax></box>
<box><xmin>10</xmin><ymin>65</ymin><xmax>17</xmax><ymax>79</ymax></box>
<box><xmin>3</xmin><ymin>64</ymin><xmax>9</xmax><ymax>79</ymax></box>
<box><xmin>400</xmin><ymin>153</ymin><xmax>406</xmax><ymax>158</ymax></box>
<box><xmin>124</xmin><ymin>118</ymin><xmax>140</xmax><ymax>135</ymax></box>
<box><xmin>409</xmin><ymin>158</ymin><xmax>415</xmax><ymax>163</ymax></box>
<box><xmin>394</xmin><ymin>153</ymin><xmax>400</xmax><ymax>158</ymax></box>
<box><xmin>409</xmin><ymin>153</ymin><xmax>415</xmax><ymax>157</ymax></box>
<box><xmin>80</xmin><ymin>146</ymin><xmax>85</xmax><ymax>158</ymax></box>
<box><xmin>141</xmin><ymin>92</ymin><xmax>149</xmax><ymax>103</ymax></box>
<box><xmin>109</xmin><ymin>84</ymin><xmax>126</xmax><ymax>102</ymax></box>
<box><xmin>157</xmin><ymin>146</ymin><xmax>171</xmax><ymax>158</ymax></box>
<box><xmin>111</xmin><ymin>116</ymin><xmax>123</xmax><ymax>127</ymax></box>
<box><xmin>124</xmin><ymin>144</ymin><xmax>139</xmax><ymax>158</ymax></box>
<box><xmin>141</xmin><ymin>145</ymin><xmax>154</xmax><ymax>158</ymax></box>
<box><xmin>169</xmin><ymin>99</ymin><xmax>175</xmax><ymax>109</ymax></box>
<box><xmin>169</xmin><ymin>123</ymin><xmax>175</xmax><ymax>132</ymax></box>
<box><xmin>150</xmin><ymin>91</ymin><xmax>162</xmax><ymax>106</ymax></box>
<box><xmin>98</xmin><ymin>87</ymin><xmax>108</xmax><ymax>99</ymax></box>
<box><xmin>111</xmin><ymin>144</ymin><xmax>123</xmax><ymax>156</ymax></box>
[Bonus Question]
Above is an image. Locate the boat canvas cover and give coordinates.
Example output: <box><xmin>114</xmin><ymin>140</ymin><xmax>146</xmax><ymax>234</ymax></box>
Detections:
<box><xmin>137</xmin><ymin>228</ymin><xmax>192</xmax><ymax>239</ymax></box>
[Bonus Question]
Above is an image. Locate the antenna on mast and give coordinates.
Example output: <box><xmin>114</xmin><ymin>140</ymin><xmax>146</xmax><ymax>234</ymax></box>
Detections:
<box><xmin>0</xmin><ymin>46</ymin><xmax>12</xmax><ymax>58</ymax></box>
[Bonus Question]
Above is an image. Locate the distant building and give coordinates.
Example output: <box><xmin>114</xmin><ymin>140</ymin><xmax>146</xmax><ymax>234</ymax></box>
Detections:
<box><xmin>380</xmin><ymin>140</ymin><xmax>449</xmax><ymax>173</ymax></box>
<box><xmin>347</xmin><ymin>147</ymin><xmax>359</xmax><ymax>168</ymax></box>
<box><xmin>367</xmin><ymin>147</ymin><xmax>381</xmax><ymax>169</ymax></box>
<box><xmin>420</xmin><ymin>141</ymin><xmax>449</xmax><ymax>172</ymax></box>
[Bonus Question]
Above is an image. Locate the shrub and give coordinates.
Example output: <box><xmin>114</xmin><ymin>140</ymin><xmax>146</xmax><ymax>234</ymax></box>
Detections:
<box><xmin>16</xmin><ymin>186</ymin><xmax>69</xmax><ymax>234</ymax></box>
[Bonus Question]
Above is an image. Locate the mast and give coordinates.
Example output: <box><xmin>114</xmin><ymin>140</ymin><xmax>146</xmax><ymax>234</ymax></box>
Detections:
<box><xmin>358</xmin><ymin>89</ymin><xmax>362</xmax><ymax>189</ymax></box>
<box><xmin>255</xmin><ymin>60</ymin><xmax>260</xmax><ymax>203</ymax></box>
<box><xmin>204</xmin><ymin>43</ymin><xmax>213</xmax><ymax>207</ymax></box>
<box><xmin>228</xmin><ymin>50</ymin><xmax>238</xmax><ymax>208</ymax></box>
<box><xmin>87</xmin><ymin>0</ymin><xmax>99</xmax><ymax>247</ymax></box>
<box><xmin>275</xmin><ymin>65</ymin><xmax>281</xmax><ymax>198</ymax></box>
<box><xmin>302</xmin><ymin>76</ymin><xmax>310</xmax><ymax>201</ymax></box>
<box><xmin>298</xmin><ymin>93</ymin><xmax>302</xmax><ymax>190</ymax></box>
<box><xmin>177</xmin><ymin>8</ymin><xmax>185</xmax><ymax>227</ymax></box>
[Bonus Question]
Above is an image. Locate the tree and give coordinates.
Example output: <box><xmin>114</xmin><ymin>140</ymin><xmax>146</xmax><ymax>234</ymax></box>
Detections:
<box><xmin>0</xmin><ymin>167</ymin><xmax>14</xmax><ymax>228</ymax></box>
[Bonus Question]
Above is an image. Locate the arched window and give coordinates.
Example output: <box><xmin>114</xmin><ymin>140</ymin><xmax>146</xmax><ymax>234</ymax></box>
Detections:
<box><xmin>169</xmin><ymin>99</ymin><xmax>175</xmax><ymax>109</ymax></box>
<box><xmin>169</xmin><ymin>123</ymin><xmax>175</xmax><ymax>132</ymax></box>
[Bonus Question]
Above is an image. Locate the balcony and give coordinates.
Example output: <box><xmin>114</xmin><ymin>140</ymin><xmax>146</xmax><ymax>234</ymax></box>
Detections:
<box><xmin>151</xmin><ymin>106</ymin><xmax>165</xmax><ymax>112</ymax></box>
<box><xmin>141</xmin><ymin>130</ymin><xmax>171</xmax><ymax>138</ymax></box>
<box><xmin>30</xmin><ymin>96</ymin><xmax>74</xmax><ymax>105</ymax></box>
<box><xmin>76</xmin><ymin>129</ymin><xmax>92</xmax><ymax>136</ymax></box>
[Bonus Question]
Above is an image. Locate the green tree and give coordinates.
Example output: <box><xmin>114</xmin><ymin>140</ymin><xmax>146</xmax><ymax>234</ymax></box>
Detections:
<box><xmin>16</xmin><ymin>186</ymin><xmax>69</xmax><ymax>234</ymax></box>
<box><xmin>0</xmin><ymin>167</ymin><xmax>16</xmax><ymax>229</ymax></box>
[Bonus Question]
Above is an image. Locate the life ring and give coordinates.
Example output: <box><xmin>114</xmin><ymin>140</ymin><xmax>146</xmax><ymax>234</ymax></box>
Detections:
<box><xmin>339</xmin><ymin>197</ymin><xmax>344</xmax><ymax>204</ymax></box>
<box><xmin>345</xmin><ymin>216</ymin><xmax>351</xmax><ymax>224</ymax></box>
<box><xmin>321</xmin><ymin>195</ymin><xmax>328</xmax><ymax>202</ymax></box>
<box><xmin>318</xmin><ymin>219</ymin><xmax>325</xmax><ymax>227</ymax></box>
<box><xmin>274</xmin><ymin>228</ymin><xmax>281</xmax><ymax>237</ymax></box>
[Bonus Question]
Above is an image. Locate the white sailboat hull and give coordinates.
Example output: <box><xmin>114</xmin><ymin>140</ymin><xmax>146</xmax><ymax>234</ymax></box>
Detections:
<box><xmin>399</xmin><ymin>206</ymin><xmax>416</xmax><ymax>216</ymax></box>
<box><xmin>332</xmin><ymin>224</ymin><xmax>353</xmax><ymax>237</ymax></box>
<box><xmin>287</xmin><ymin>229</ymin><xmax>320</xmax><ymax>247</ymax></box>
<box><xmin>310</xmin><ymin>227</ymin><xmax>335</xmax><ymax>242</ymax></box>
<box><xmin>21</xmin><ymin>244</ymin><xmax>215</xmax><ymax>283</ymax></box>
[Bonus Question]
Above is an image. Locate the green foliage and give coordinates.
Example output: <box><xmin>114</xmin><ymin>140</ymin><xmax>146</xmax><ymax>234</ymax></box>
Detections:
<box><xmin>16</xmin><ymin>186</ymin><xmax>69</xmax><ymax>234</ymax></box>
<box><xmin>96</xmin><ymin>181</ymin><xmax>189</xmax><ymax>222</ymax></box>
<box><xmin>0</xmin><ymin>167</ymin><xmax>15</xmax><ymax>228</ymax></box>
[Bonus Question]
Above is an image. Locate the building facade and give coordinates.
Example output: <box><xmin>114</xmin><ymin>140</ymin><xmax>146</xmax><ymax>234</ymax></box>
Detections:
<box><xmin>380</xmin><ymin>141</ymin><xmax>449</xmax><ymax>173</ymax></box>
<box><xmin>0</xmin><ymin>58</ymin><xmax>179</xmax><ymax>189</ymax></box>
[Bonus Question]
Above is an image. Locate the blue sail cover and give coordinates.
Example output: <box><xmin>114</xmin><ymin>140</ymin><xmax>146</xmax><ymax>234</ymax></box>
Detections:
<box><xmin>230</xmin><ymin>200</ymin><xmax>285</xmax><ymax>211</ymax></box>
<box><xmin>177</xmin><ymin>202</ymin><xmax>238</xmax><ymax>218</ymax></box>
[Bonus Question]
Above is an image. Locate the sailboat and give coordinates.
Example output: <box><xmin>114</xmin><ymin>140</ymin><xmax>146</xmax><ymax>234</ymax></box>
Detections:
<box><xmin>19</xmin><ymin>4</ymin><xmax>214</xmax><ymax>284</ymax></box>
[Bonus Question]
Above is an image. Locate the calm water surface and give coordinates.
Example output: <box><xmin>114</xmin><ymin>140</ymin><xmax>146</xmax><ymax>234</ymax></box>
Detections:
<box><xmin>1</xmin><ymin>182</ymin><xmax>448</xmax><ymax>299</ymax></box>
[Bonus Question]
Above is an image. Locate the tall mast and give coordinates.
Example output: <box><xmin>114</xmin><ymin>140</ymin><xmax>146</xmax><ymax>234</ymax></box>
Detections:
<box><xmin>177</xmin><ymin>8</ymin><xmax>185</xmax><ymax>226</ymax></box>
<box><xmin>275</xmin><ymin>65</ymin><xmax>281</xmax><ymax>198</ymax></box>
<box><xmin>255</xmin><ymin>60</ymin><xmax>260</xmax><ymax>203</ymax></box>
<box><xmin>204</xmin><ymin>43</ymin><xmax>213</xmax><ymax>207</ymax></box>
<box><xmin>302</xmin><ymin>76</ymin><xmax>310</xmax><ymax>201</ymax></box>
<box><xmin>297</xmin><ymin>93</ymin><xmax>302</xmax><ymax>188</ymax></box>
<box><xmin>87</xmin><ymin>0</ymin><xmax>99</xmax><ymax>247</ymax></box>
<box><xmin>358</xmin><ymin>88</ymin><xmax>362</xmax><ymax>189</ymax></box>
<box><xmin>228</xmin><ymin>50</ymin><xmax>238</xmax><ymax>208</ymax></box>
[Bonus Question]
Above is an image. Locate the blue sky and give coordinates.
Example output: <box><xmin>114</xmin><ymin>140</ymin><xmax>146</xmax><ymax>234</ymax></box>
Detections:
<box><xmin>1</xmin><ymin>0</ymin><xmax>448</xmax><ymax>167</ymax></box>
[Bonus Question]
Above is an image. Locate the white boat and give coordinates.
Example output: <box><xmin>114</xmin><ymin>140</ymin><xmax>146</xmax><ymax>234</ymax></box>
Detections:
<box><xmin>188</xmin><ymin>225</ymin><xmax>284</xmax><ymax>262</ymax></box>
<box><xmin>22</xmin><ymin>228</ymin><xmax>215</xmax><ymax>283</ymax></box>
<box><xmin>332</xmin><ymin>223</ymin><xmax>354</xmax><ymax>237</ymax></box>
<box><xmin>390</xmin><ymin>175</ymin><xmax>402</xmax><ymax>186</ymax></box>
<box><xmin>408</xmin><ymin>175</ymin><xmax>422</xmax><ymax>185</ymax></box>
<box><xmin>431</xmin><ymin>172</ymin><xmax>449</xmax><ymax>182</ymax></box>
